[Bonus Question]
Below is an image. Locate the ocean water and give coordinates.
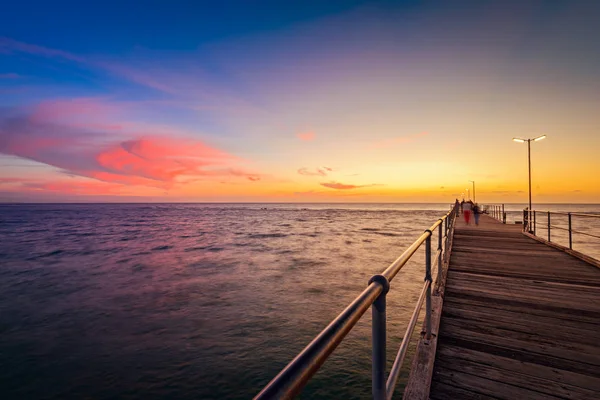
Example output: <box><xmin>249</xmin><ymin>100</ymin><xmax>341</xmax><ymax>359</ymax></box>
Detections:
<box><xmin>0</xmin><ymin>203</ymin><xmax>598</xmax><ymax>399</ymax></box>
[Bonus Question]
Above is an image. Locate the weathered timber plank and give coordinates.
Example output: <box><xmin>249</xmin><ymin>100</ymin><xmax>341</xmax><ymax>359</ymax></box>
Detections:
<box><xmin>432</xmin><ymin>367</ymin><xmax>563</xmax><ymax>400</ymax></box>
<box><xmin>443</xmin><ymin>283</ymin><xmax>600</xmax><ymax>315</ymax></box>
<box><xmin>442</xmin><ymin>303</ymin><xmax>600</xmax><ymax>346</ymax></box>
<box><xmin>443</xmin><ymin>295</ymin><xmax>600</xmax><ymax>325</ymax></box>
<box><xmin>436</xmin><ymin>344</ymin><xmax>600</xmax><ymax>392</ymax></box>
<box><xmin>439</xmin><ymin>320</ymin><xmax>600</xmax><ymax>367</ymax></box>
<box><xmin>446</xmin><ymin>271</ymin><xmax>600</xmax><ymax>299</ymax></box>
<box><xmin>441</xmin><ymin>335</ymin><xmax>600</xmax><ymax>379</ymax></box>
<box><xmin>434</xmin><ymin>356</ymin><xmax>598</xmax><ymax>399</ymax></box>
<box><xmin>447</xmin><ymin>270</ymin><xmax>600</xmax><ymax>293</ymax></box>
<box><xmin>429</xmin><ymin>381</ymin><xmax>497</xmax><ymax>400</ymax></box>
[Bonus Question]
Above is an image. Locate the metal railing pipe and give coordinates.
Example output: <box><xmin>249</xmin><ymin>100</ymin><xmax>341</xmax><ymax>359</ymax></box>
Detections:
<box><xmin>424</xmin><ymin>234</ymin><xmax>432</xmax><ymax>341</ymax></box>
<box><xmin>385</xmin><ymin>280</ymin><xmax>430</xmax><ymax>400</ymax></box>
<box><xmin>547</xmin><ymin>211</ymin><xmax>551</xmax><ymax>242</ymax></box>
<box><xmin>254</xmin><ymin>282</ymin><xmax>383</xmax><ymax>399</ymax></box>
<box><xmin>437</xmin><ymin>222</ymin><xmax>443</xmax><ymax>289</ymax></box>
<box><xmin>370</xmin><ymin>275</ymin><xmax>390</xmax><ymax>400</ymax></box>
<box><xmin>568</xmin><ymin>213</ymin><xmax>573</xmax><ymax>249</ymax></box>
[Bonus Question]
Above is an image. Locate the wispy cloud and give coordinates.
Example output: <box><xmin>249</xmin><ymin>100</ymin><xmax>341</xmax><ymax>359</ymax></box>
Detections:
<box><xmin>298</xmin><ymin>167</ymin><xmax>327</xmax><ymax>177</ymax></box>
<box><xmin>0</xmin><ymin>37</ymin><xmax>85</xmax><ymax>63</ymax></box>
<box><xmin>320</xmin><ymin>181</ymin><xmax>382</xmax><ymax>190</ymax></box>
<box><xmin>0</xmin><ymin>73</ymin><xmax>20</xmax><ymax>79</ymax></box>
<box><xmin>297</xmin><ymin>131</ymin><xmax>315</xmax><ymax>141</ymax></box>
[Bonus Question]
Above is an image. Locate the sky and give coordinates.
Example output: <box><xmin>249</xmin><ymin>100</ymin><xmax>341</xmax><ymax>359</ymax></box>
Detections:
<box><xmin>1</xmin><ymin>0</ymin><xmax>599</xmax><ymax>203</ymax></box>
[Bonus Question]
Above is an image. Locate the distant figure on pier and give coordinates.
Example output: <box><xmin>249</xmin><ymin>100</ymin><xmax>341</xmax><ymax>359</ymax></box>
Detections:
<box><xmin>460</xmin><ymin>200</ymin><xmax>464</xmax><ymax>215</ymax></box>
<box><xmin>463</xmin><ymin>201</ymin><xmax>472</xmax><ymax>224</ymax></box>
<box><xmin>473</xmin><ymin>203</ymin><xmax>481</xmax><ymax>225</ymax></box>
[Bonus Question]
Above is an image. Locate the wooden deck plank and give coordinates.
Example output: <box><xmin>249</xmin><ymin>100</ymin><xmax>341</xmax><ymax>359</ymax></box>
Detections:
<box><xmin>436</xmin><ymin>345</ymin><xmax>600</xmax><ymax>392</ymax></box>
<box><xmin>427</xmin><ymin>214</ymin><xmax>600</xmax><ymax>399</ymax></box>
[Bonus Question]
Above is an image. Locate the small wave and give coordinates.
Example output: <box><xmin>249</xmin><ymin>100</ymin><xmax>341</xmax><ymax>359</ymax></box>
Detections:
<box><xmin>152</xmin><ymin>245</ymin><xmax>173</xmax><ymax>251</ymax></box>
<box><xmin>298</xmin><ymin>233</ymin><xmax>319</xmax><ymax>238</ymax></box>
<box><xmin>305</xmin><ymin>287</ymin><xmax>325</xmax><ymax>294</ymax></box>
<box><xmin>184</xmin><ymin>246</ymin><xmax>209</xmax><ymax>252</ymax></box>
<box><xmin>248</xmin><ymin>233</ymin><xmax>288</xmax><ymax>239</ymax></box>
<box><xmin>360</xmin><ymin>229</ymin><xmax>403</xmax><ymax>237</ymax></box>
<box><xmin>344</xmin><ymin>240</ymin><xmax>353</xmax><ymax>245</ymax></box>
<box><xmin>370</xmin><ymin>231</ymin><xmax>402</xmax><ymax>237</ymax></box>
<box><xmin>207</xmin><ymin>247</ymin><xmax>224</xmax><ymax>252</ymax></box>
<box><xmin>39</xmin><ymin>249</ymin><xmax>64</xmax><ymax>258</ymax></box>
<box><xmin>288</xmin><ymin>258</ymin><xmax>327</xmax><ymax>270</ymax></box>
<box><xmin>277</xmin><ymin>249</ymin><xmax>294</xmax><ymax>255</ymax></box>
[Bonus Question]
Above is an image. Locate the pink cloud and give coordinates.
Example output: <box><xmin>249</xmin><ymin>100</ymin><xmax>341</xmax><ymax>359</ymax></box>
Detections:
<box><xmin>298</xmin><ymin>167</ymin><xmax>327</xmax><ymax>177</ymax></box>
<box><xmin>0</xmin><ymin>100</ymin><xmax>261</xmax><ymax>190</ymax></box>
<box><xmin>371</xmin><ymin>131</ymin><xmax>428</xmax><ymax>148</ymax></box>
<box><xmin>297</xmin><ymin>131</ymin><xmax>315</xmax><ymax>141</ymax></box>
<box><xmin>320</xmin><ymin>181</ymin><xmax>382</xmax><ymax>190</ymax></box>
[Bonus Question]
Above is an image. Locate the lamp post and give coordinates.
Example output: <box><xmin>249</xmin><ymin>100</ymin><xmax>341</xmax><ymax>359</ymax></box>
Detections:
<box><xmin>512</xmin><ymin>135</ymin><xmax>546</xmax><ymax>211</ymax></box>
<box><xmin>469</xmin><ymin>180</ymin><xmax>475</xmax><ymax>203</ymax></box>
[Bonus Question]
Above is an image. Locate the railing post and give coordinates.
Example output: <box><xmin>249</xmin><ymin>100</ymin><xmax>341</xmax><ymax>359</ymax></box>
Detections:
<box><xmin>568</xmin><ymin>213</ymin><xmax>572</xmax><ymax>249</ymax></box>
<box><xmin>369</xmin><ymin>275</ymin><xmax>390</xmax><ymax>400</ymax></box>
<box><xmin>533</xmin><ymin>211</ymin><xmax>537</xmax><ymax>235</ymax></box>
<box><xmin>502</xmin><ymin>204</ymin><xmax>505</xmax><ymax>224</ymax></box>
<box><xmin>444</xmin><ymin>217</ymin><xmax>448</xmax><ymax>238</ymax></box>
<box><xmin>547</xmin><ymin>211</ymin><xmax>551</xmax><ymax>242</ymax></box>
<box><xmin>424</xmin><ymin>232</ymin><xmax>432</xmax><ymax>341</ymax></box>
<box><xmin>437</xmin><ymin>222</ymin><xmax>443</xmax><ymax>291</ymax></box>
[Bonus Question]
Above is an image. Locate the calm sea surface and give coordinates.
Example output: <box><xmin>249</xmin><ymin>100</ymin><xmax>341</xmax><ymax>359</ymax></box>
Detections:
<box><xmin>0</xmin><ymin>203</ymin><xmax>598</xmax><ymax>399</ymax></box>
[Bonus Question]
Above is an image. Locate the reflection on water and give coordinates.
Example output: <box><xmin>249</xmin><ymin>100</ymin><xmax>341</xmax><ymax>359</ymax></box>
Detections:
<box><xmin>0</xmin><ymin>203</ymin><xmax>597</xmax><ymax>399</ymax></box>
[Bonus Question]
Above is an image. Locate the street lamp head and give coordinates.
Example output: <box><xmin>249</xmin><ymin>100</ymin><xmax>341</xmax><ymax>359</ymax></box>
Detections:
<box><xmin>513</xmin><ymin>138</ymin><xmax>525</xmax><ymax>143</ymax></box>
<box><xmin>534</xmin><ymin>135</ymin><xmax>546</xmax><ymax>141</ymax></box>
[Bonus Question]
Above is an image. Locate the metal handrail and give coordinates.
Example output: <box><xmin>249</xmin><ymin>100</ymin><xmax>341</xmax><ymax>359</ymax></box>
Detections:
<box><xmin>255</xmin><ymin>205</ymin><xmax>458</xmax><ymax>400</ymax></box>
<box><xmin>539</xmin><ymin>211</ymin><xmax>600</xmax><ymax>218</ymax></box>
<box><xmin>482</xmin><ymin>204</ymin><xmax>506</xmax><ymax>224</ymax></box>
<box><xmin>523</xmin><ymin>209</ymin><xmax>600</xmax><ymax>256</ymax></box>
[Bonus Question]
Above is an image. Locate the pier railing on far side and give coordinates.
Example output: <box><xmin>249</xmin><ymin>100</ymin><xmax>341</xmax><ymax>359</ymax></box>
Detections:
<box><xmin>254</xmin><ymin>204</ymin><xmax>459</xmax><ymax>400</ymax></box>
<box><xmin>523</xmin><ymin>209</ymin><xmax>600</xmax><ymax>265</ymax></box>
<box><xmin>484</xmin><ymin>204</ymin><xmax>506</xmax><ymax>223</ymax></box>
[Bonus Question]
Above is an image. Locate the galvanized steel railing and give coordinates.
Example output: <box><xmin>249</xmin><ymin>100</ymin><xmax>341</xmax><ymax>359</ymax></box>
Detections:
<box><xmin>485</xmin><ymin>204</ymin><xmax>506</xmax><ymax>223</ymax></box>
<box><xmin>255</xmin><ymin>204</ymin><xmax>459</xmax><ymax>400</ymax></box>
<box><xmin>524</xmin><ymin>209</ymin><xmax>600</xmax><ymax>253</ymax></box>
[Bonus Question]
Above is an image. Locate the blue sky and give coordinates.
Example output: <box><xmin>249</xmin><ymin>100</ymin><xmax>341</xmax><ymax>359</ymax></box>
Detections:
<box><xmin>1</xmin><ymin>1</ymin><xmax>600</xmax><ymax>202</ymax></box>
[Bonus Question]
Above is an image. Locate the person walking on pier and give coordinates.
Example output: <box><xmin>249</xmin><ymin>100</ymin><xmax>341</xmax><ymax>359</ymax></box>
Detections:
<box><xmin>473</xmin><ymin>203</ymin><xmax>481</xmax><ymax>225</ymax></box>
<box><xmin>463</xmin><ymin>200</ymin><xmax>472</xmax><ymax>224</ymax></box>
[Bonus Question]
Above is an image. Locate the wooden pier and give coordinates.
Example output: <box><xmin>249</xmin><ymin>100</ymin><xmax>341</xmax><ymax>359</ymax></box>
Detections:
<box><xmin>425</xmin><ymin>214</ymin><xmax>600</xmax><ymax>399</ymax></box>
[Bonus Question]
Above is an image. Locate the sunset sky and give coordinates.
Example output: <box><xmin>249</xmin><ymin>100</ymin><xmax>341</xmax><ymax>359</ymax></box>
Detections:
<box><xmin>1</xmin><ymin>1</ymin><xmax>599</xmax><ymax>203</ymax></box>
